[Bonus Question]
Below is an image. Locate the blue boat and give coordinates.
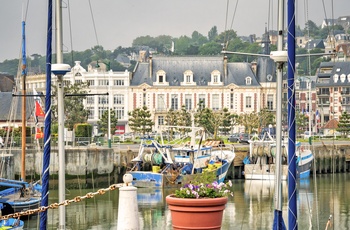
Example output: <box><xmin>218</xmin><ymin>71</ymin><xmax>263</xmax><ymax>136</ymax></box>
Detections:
<box><xmin>129</xmin><ymin>132</ymin><xmax>235</xmax><ymax>188</ymax></box>
<box><xmin>0</xmin><ymin>179</ymin><xmax>41</xmax><ymax>217</ymax></box>
<box><xmin>0</xmin><ymin>202</ymin><xmax>24</xmax><ymax>229</ymax></box>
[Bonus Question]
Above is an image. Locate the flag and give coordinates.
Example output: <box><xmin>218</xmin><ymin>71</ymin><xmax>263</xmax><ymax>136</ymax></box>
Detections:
<box><xmin>35</xmin><ymin>127</ymin><xmax>44</xmax><ymax>139</ymax></box>
<box><xmin>35</xmin><ymin>101</ymin><xmax>45</xmax><ymax>117</ymax></box>
<box><xmin>316</xmin><ymin>110</ymin><xmax>320</xmax><ymax>122</ymax></box>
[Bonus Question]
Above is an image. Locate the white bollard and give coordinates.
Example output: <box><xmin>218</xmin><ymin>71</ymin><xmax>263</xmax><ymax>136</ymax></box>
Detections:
<box><xmin>117</xmin><ymin>174</ymin><xmax>139</xmax><ymax>230</ymax></box>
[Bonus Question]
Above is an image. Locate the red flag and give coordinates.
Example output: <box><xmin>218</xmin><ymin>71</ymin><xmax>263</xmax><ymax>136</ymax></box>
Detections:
<box><xmin>35</xmin><ymin>101</ymin><xmax>45</xmax><ymax>117</ymax></box>
<box><xmin>35</xmin><ymin>127</ymin><xmax>44</xmax><ymax>139</ymax></box>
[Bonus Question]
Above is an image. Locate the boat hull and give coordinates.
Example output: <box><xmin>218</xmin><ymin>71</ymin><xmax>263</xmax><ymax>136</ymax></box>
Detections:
<box><xmin>130</xmin><ymin>160</ymin><xmax>233</xmax><ymax>188</ymax></box>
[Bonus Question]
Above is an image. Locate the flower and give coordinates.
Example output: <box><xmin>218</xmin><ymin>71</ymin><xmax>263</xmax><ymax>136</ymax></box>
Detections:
<box><xmin>174</xmin><ymin>180</ymin><xmax>233</xmax><ymax>199</ymax></box>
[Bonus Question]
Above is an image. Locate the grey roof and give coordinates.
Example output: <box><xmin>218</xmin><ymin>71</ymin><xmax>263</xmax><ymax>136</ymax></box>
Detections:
<box><xmin>305</xmin><ymin>39</ymin><xmax>325</xmax><ymax>50</ymax></box>
<box><xmin>0</xmin><ymin>92</ymin><xmax>35</xmax><ymax>122</ymax></box>
<box><xmin>255</xmin><ymin>57</ymin><xmax>276</xmax><ymax>83</ymax></box>
<box><xmin>316</xmin><ymin>61</ymin><xmax>350</xmax><ymax>86</ymax></box>
<box><xmin>131</xmin><ymin>56</ymin><xmax>261</xmax><ymax>87</ymax></box>
<box><xmin>116</xmin><ymin>54</ymin><xmax>130</xmax><ymax>64</ymax></box>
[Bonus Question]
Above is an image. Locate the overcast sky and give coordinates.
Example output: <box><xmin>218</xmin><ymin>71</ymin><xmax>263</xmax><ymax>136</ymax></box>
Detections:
<box><xmin>1</xmin><ymin>0</ymin><xmax>349</xmax><ymax>62</ymax></box>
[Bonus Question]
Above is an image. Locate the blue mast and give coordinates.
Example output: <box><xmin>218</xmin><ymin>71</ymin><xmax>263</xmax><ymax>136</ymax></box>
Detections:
<box><xmin>40</xmin><ymin>0</ymin><xmax>52</xmax><ymax>229</ymax></box>
<box><xmin>287</xmin><ymin>0</ymin><xmax>297</xmax><ymax>229</ymax></box>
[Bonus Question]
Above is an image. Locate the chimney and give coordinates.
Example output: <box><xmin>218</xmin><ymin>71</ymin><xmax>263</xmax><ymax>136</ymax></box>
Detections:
<box><xmin>251</xmin><ymin>61</ymin><xmax>257</xmax><ymax>75</ymax></box>
<box><xmin>149</xmin><ymin>55</ymin><xmax>153</xmax><ymax>79</ymax></box>
<box><xmin>223</xmin><ymin>56</ymin><xmax>228</xmax><ymax>78</ymax></box>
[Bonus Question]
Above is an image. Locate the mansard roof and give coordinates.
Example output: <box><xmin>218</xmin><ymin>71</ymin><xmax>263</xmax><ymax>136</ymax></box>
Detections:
<box><xmin>0</xmin><ymin>92</ymin><xmax>33</xmax><ymax>122</ymax></box>
<box><xmin>131</xmin><ymin>56</ymin><xmax>261</xmax><ymax>87</ymax></box>
<box><xmin>316</xmin><ymin>61</ymin><xmax>350</xmax><ymax>86</ymax></box>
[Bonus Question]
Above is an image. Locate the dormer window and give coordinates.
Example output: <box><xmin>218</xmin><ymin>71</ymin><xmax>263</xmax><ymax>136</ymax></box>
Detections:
<box><xmin>208</xmin><ymin>70</ymin><xmax>223</xmax><ymax>86</ymax></box>
<box><xmin>333</xmin><ymin>74</ymin><xmax>339</xmax><ymax>83</ymax></box>
<box><xmin>154</xmin><ymin>70</ymin><xmax>169</xmax><ymax>86</ymax></box>
<box><xmin>75</xmin><ymin>72</ymin><xmax>82</xmax><ymax>76</ymax></box>
<box><xmin>340</xmin><ymin>74</ymin><xmax>346</xmax><ymax>83</ymax></box>
<box><xmin>246</xmin><ymin>76</ymin><xmax>252</xmax><ymax>85</ymax></box>
<box><xmin>181</xmin><ymin>70</ymin><xmax>196</xmax><ymax>86</ymax></box>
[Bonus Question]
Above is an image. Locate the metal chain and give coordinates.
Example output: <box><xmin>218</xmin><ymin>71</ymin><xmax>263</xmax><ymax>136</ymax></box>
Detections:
<box><xmin>0</xmin><ymin>184</ymin><xmax>120</xmax><ymax>220</ymax></box>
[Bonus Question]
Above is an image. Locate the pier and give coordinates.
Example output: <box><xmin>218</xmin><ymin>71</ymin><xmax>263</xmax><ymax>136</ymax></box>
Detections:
<box><xmin>4</xmin><ymin>142</ymin><xmax>350</xmax><ymax>188</ymax></box>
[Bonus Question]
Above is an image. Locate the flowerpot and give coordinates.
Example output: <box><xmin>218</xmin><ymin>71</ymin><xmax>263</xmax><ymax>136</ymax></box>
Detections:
<box><xmin>166</xmin><ymin>195</ymin><xmax>228</xmax><ymax>230</ymax></box>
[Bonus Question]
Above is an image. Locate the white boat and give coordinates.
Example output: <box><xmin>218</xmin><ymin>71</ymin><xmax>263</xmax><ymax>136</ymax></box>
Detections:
<box><xmin>129</xmin><ymin>127</ymin><xmax>235</xmax><ymax>188</ymax></box>
<box><xmin>243</xmin><ymin>133</ymin><xmax>314</xmax><ymax>180</ymax></box>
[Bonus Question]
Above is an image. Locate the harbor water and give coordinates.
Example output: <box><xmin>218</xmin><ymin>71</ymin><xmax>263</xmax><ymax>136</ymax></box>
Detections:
<box><xmin>25</xmin><ymin>173</ymin><xmax>350</xmax><ymax>229</ymax></box>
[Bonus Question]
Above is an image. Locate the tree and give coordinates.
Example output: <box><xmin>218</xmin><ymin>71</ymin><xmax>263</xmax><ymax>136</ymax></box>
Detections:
<box><xmin>237</xmin><ymin>112</ymin><xmax>260</xmax><ymax>134</ymax></box>
<box><xmin>337</xmin><ymin>111</ymin><xmax>350</xmax><ymax>137</ymax></box>
<box><xmin>296</xmin><ymin>111</ymin><xmax>308</xmax><ymax>135</ymax></box>
<box><xmin>195</xmin><ymin>106</ymin><xmax>229</xmax><ymax>139</ymax></box>
<box><xmin>208</xmin><ymin>26</ymin><xmax>218</xmax><ymax>41</ymax></box>
<box><xmin>220</xmin><ymin>108</ymin><xmax>238</xmax><ymax>135</ymax></box>
<box><xmin>258</xmin><ymin>108</ymin><xmax>276</xmax><ymax>133</ymax></box>
<box><xmin>128</xmin><ymin>106</ymin><xmax>154</xmax><ymax>135</ymax></box>
<box><xmin>51</xmin><ymin>82</ymin><xmax>89</xmax><ymax>130</ymax></box>
<box><xmin>97</xmin><ymin>109</ymin><xmax>118</xmax><ymax>136</ymax></box>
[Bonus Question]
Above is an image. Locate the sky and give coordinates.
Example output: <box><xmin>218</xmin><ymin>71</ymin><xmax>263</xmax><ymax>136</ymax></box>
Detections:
<box><xmin>1</xmin><ymin>0</ymin><xmax>349</xmax><ymax>62</ymax></box>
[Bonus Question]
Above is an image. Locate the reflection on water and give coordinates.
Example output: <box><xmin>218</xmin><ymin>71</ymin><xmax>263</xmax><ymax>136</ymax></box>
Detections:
<box><xmin>25</xmin><ymin>173</ymin><xmax>350</xmax><ymax>229</ymax></box>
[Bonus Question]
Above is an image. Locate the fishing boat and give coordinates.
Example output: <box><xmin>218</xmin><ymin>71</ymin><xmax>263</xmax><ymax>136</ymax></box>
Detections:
<box><xmin>243</xmin><ymin>133</ymin><xmax>314</xmax><ymax>180</ymax></box>
<box><xmin>0</xmin><ymin>15</ymin><xmax>42</xmax><ymax>219</ymax></box>
<box><xmin>0</xmin><ymin>202</ymin><xmax>24</xmax><ymax>229</ymax></box>
<box><xmin>128</xmin><ymin>127</ymin><xmax>235</xmax><ymax>188</ymax></box>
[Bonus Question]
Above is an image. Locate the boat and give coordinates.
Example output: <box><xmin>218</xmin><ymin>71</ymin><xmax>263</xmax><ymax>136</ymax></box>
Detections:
<box><xmin>0</xmin><ymin>14</ymin><xmax>42</xmax><ymax>219</ymax></box>
<box><xmin>243</xmin><ymin>132</ymin><xmax>314</xmax><ymax>180</ymax></box>
<box><xmin>0</xmin><ymin>202</ymin><xmax>24</xmax><ymax>229</ymax></box>
<box><xmin>128</xmin><ymin>127</ymin><xmax>235</xmax><ymax>188</ymax></box>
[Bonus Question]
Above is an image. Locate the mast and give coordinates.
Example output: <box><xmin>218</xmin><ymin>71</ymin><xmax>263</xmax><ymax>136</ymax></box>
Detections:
<box><xmin>40</xmin><ymin>0</ymin><xmax>53</xmax><ymax>229</ymax></box>
<box><xmin>21</xmin><ymin>20</ymin><xmax>27</xmax><ymax>181</ymax></box>
<box><xmin>272</xmin><ymin>0</ymin><xmax>286</xmax><ymax>228</ymax></box>
<box><xmin>287</xmin><ymin>0</ymin><xmax>297</xmax><ymax>229</ymax></box>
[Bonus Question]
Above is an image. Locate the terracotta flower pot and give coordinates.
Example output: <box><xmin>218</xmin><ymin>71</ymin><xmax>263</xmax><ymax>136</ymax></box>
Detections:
<box><xmin>166</xmin><ymin>195</ymin><xmax>228</xmax><ymax>230</ymax></box>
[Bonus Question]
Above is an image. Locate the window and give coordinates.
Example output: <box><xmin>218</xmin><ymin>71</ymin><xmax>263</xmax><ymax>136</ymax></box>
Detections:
<box><xmin>230</xmin><ymin>93</ymin><xmax>234</xmax><ymax>109</ymax></box>
<box><xmin>87</xmin><ymin>107</ymin><xmax>94</xmax><ymax>119</ymax></box>
<box><xmin>171</xmin><ymin>95</ymin><xmax>178</xmax><ymax>110</ymax></box>
<box><xmin>75</xmin><ymin>80</ymin><xmax>82</xmax><ymax>84</ymax></box>
<box><xmin>245</xmin><ymin>77</ymin><xmax>252</xmax><ymax>85</ymax></box>
<box><xmin>186</xmin><ymin>75</ymin><xmax>191</xmax><ymax>83</ymax></box>
<box><xmin>246</xmin><ymin>96</ymin><xmax>252</xmax><ymax>108</ymax></box>
<box><xmin>155</xmin><ymin>70</ymin><xmax>169</xmax><ymax>86</ymax></box>
<box><xmin>114</xmin><ymin>94</ymin><xmax>124</xmax><ymax>105</ymax></box>
<box><xmin>158</xmin><ymin>116</ymin><xmax>164</xmax><ymax>126</ymax></box>
<box><xmin>267</xmin><ymin>94</ymin><xmax>273</xmax><ymax>110</ymax></box>
<box><xmin>98</xmin><ymin>79</ymin><xmax>109</xmax><ymax>86</ymax></box>
<box><xmin>115</xmin><ymin>107</ymin><xmax>124</xmax><ymax>119</ymax></box>
<box><xmin>98</xmin><ymin>107</ymin><xmax>107</xmax><ymax>119</ymax></box>
<box><xmin>199</xmin><ymin>94</ymin><xmax>206</xmax><ymax>109</ymax></box>
<box><xmin>98</xmin><ymin>96</ymin><xmax>108</xmax><ymax>104</ymax></box>
<box><xmin>87</xmin><ymin>80</ymin><xmax>94</xmax><ymax>86</ymax></box>
<box><xmin>159</xmin><ymin>75</ymin><xmax>164</xmax><ymax>83</ymax></box>
<box><xmin>209</xmin><ymin>70</ymin><xmax>222</xmax><ymax>86</ymax></box>
<box><xmin>185</xmin><ymin>94</ymin><xmax>192</xmax><ymax>111</ymax></box>
<box><xmin>212</xmin><ymin>94</ymin><xmax>220</xmax><ymax>110</ymax></box>
<box><xmin>114</xmin><ymin>80</ymin><xmax>124</xmax><ymax>85</ymax></box>
<box><xmin>181</xmin><ymin>70</ymin><xmax>195</xmax><ymax>86</ymax></box>
<box><xmin>157</xmin><ymin>94</ymin><xmax>166</xmax><ymax>111</ymax></box>
<box><xmin>86</xmin><ymin>96</ymin><xmax>95</xmax><ymax>104</ymax></box>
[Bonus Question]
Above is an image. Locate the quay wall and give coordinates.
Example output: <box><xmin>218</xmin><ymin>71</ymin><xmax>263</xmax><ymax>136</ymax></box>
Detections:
<box><xmin>7</xmin><ymin>143</ymin><xmax>350</xmax><ymax>188</ymax></box>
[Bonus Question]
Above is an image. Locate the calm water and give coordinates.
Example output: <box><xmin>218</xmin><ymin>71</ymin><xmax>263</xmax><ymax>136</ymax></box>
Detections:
<box><xmin>25</xmin><ymin>173</ymin><xmax>350</xmax><ymax>229</ymax></box>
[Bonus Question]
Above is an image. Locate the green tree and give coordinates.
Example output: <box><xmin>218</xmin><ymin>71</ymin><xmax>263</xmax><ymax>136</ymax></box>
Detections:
<box><xmin>97</xmin><ymin>109</ymin><xmax>118</xmax><ymax>136</ymax></box>
<box><xmin>237</xmin><ymin>112</ymin><xmax>260</xmax><ymax>134</ymax></box>
<box><xmin>199</xmin><ymin>42</ymin><xmax>222</xmax><ymax>55</ymax></box>
<box><xmin>337</xmin><ymin>111</ymin><xmax>350</xmax><ymax>137</ymax></box>
<box><xmin>208</xmin><ymin>26</ymin><xmax>218</xmax><ymax>41</ymax></box>
<box><xmin>258</xmin><ymin>108</ymin><xmax>276</xmax><ymax>133</ymax></box>
<box><xmin>51</xmin><ymin>82</ymin><xmax>89</xmax><ymax>130</ymax></box>
<box><xmin>220</xmin><ymin>108</ymin><xmax>238</xmax><ymax>135</ymax></box>
<box><xmin>296</xmin><ymin>111</ymin><xmax>308</xmax><ymax>135</ymax></box>
<box><xmin>195</xmin><ymin>107</ymin><xmax>228</xmax><ymax>139</ymax></box>
<box><xmin>128</xmin><ymin>106</ymin><xmax>154</xmax><ymax>135</ymax></box>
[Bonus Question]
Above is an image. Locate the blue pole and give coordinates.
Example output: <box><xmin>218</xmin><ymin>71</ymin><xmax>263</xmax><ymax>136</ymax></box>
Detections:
<box><xmin>287</xmin><ymin>0</ymin><xmax>297</xmax><ymax>229</ymax></box>
<box><xmin>40</xmin><ymin>0</ymin><xmax>52</xmax><ymax>229</ymax></box>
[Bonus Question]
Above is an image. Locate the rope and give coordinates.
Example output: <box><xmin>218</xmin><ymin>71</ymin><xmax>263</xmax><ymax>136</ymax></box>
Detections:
<box><xmin>0</xmin><ymin>184</ymin><xmax>120</xmax><ymax>220</ymax></box>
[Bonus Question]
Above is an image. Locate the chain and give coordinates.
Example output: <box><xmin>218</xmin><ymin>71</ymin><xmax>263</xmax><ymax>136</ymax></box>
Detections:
<box><xmin>0</xmin><ymin>184</ymin><xmax>121</xmax><ymax>220</ymax></box>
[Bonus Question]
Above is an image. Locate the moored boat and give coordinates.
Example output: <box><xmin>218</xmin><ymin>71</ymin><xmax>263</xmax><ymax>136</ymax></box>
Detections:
<box><xmin>243</xmin><ymin>133</ymin><xmax>314</xmax><ymax>180</ymax></box>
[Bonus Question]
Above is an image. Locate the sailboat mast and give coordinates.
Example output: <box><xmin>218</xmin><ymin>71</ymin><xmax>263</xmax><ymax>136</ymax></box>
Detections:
<box><xmin>273</xmin><ymin>0</ymin><xmax>286</xmax><ymax>229</ymax></box>
<box><xmin>39</xmin><ymin>0</ymin><xmax>53</xmax><ymax>229</ymax></box>
<box><xmin>21</xmin><ymin>20</ymin><xmax>27</xmax><ymax>181</ymax></box>
<box><xmin>287</xmin><ymin>0</ymin><xmax>297</xmax><ymax>229</ymax></box>
<box><xmin>56</xmin><ymin>0</ymin><xmax>66</xmax><ymax>229</ymax></box>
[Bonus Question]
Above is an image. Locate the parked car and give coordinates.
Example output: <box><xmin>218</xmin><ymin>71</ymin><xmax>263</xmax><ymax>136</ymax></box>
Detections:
<box><xmin>238</xmin><ymin>133</ymin><xmax>250</xmax><ymax>144</ymax></box>
<box><xmin>228</xmin><ymin>133</ymin><xmax>240</xmax><ymax>143</ymax></box>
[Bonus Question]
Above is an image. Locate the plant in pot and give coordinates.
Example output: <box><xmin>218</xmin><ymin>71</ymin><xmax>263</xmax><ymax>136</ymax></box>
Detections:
<box><xmin>166</xmin><ymin>172</ymin><xmax>233</xmax><ymax>230</ymax></box>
